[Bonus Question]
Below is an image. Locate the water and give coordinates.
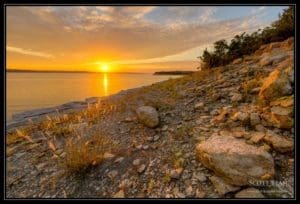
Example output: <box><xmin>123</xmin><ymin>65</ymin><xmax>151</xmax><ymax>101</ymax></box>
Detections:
<box><xmin>6</xmin><ymin>72</ymin><xmax>181</xmax><ymax>120</ymax></box>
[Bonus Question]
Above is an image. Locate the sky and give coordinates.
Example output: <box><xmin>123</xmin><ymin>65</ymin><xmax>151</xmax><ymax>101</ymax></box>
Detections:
<box><xmin>6</xmin><ymin>6</ymin><xmax>288</xmax><ymax>73</ymax></box>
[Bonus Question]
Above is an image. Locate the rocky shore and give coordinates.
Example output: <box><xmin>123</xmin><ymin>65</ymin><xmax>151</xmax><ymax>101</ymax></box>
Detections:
<box><xmin>6</xmin><ymin>38</ymin><xmax>294</xmax><ymax>198</ymax></box>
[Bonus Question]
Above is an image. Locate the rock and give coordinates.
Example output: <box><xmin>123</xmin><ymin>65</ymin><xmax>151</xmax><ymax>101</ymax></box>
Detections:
<box><xmin>196</xmin><ymin>135</ymin><xmax>275</xmax><ymax>186</ymax></box>
<box><xmin>146</xmin><ymin>136</ymin><xmax>154</xmax><ymax>142</ymax></box>
<box><xmin>250</xmin><ymin>87</ymin><xmax>261</xmax><ymax>94</ymax></box>
<box><xmin>210</xmin><ymin>109</ymin><xmax>220</xmax><ymax>116</ymax></box>
<box><xmin>231</xmin><ymin>93</ymin><xmax>243</xmax><ymax>102</ymax></box>
<box><xmin>136</xmin><ymin>106</ymin><xmax>159</xmax><ymax>128</ymax></box>
<box><xmin>271</xmin><ymin>106</ymin><xmax>293</xmax><ymax>116</ymax></box>
<box><xmin>235</xmin><ymin>187</ymin><xmax>264</xmax><ymax>198</ymax></box>
<box><xmin>231</xmin><ymin>127</ymin><xmax>246</xmax><ymax>138</ymax></box>
<box><xmin>133</xmin><ymin>159</ymin><xmax>141</xmax><ymax>166</ymax></box>
<box><xmin>260</xmin><ymin>53</ymin><xmax>289</xmax><ymax>66</ymax></box>
<box><xmin>270</xmin><ymin>95</ymin><xmax>294</xmax><ymax>107</ymax></box>
<box><xmin>210</xmin><ymin>176</ymin><xmax>240</xmax><ymax>196</ymax></box>
<box><xmin>232</xmin><ymin>58</ymin><xmax>242</xmax><ymax>64</ymax></box>
<box><xmin>185</xmin><ymin>185</ymin><xmax>194</xmax><ymax>197</ymax></box>
<box><xmin>107</xmin><ymin>170</ymin><xmax>118</xmax><ymax>179</ymax></box>
<box><xmin>255</xmin><ymin>124</ymin><xmax>266</xmax><ymax>132</ymax></box>
<box><xmin>142</xmin><ymin>145</ymin><xmax>149</xmax><ymax>150</ymax></box>
<box><xmin>232</xmin><ymin>112</ymin><xmax>249</xmax><ymax>123</ymax></box>
<box><xmin>213</xmin><ymin>109</ymin><xmax>229</xmax><ymax>123</ymax></box>
<box><xmin>137</xmin><ymin>164</ymin><xmax>146</xmax><ymax>173</ymax></box>
<box><xmin>103</xmin><ymin>152</ymin><xmax>115</xmax><ymax>159</ymax></box>
<box><xmin>60</xmin><ymin>101</ymin><xmax>87</xmax><ymax>109</ymax></box>
<box><xmin>263</xmin><ymin>131</ymin><xmax>294</xmax><ymax>153</ymax></box>
<box><xmin>284</xmin><ymin>66</ymin><xmax>294</xmax><ymax>84</ymax></box>
<box><xmin>193</xmin><ymin>172</ymin><xmax>207</xmax><ymax>182</ymax></box>
<box><xmin>161</xmin><ymin>125</ymin><xmax>168</xmax><ymax>131</ymax></box>
<box><xmin>85</xmin><ymin>97</ymin><xmax>101</xmax><ymax>104</ymax></box>
<box><xmin>250</xmin><ymin>132</ymin><xmax>265</xmax><ymax>143</ymax></box>
<box><xmin>136</xmin><ymin>144</ymin><xmax>143</xmax><ymax>150</ymax></box>
<box><xmin>195</xmin><ymin>189</ymin><xmax>206</xmax><ymax>198</ymax></box>
<box><xmin>124</xmin><ymin>117</ymin><xmax>134</xmax><ymax>122</ymax></box>
<box><xmin>259</xmin><ymin>69</ymin><xmax>293</xmax><ymax>102</ymax></box>
<box><xmin>114</xmin><ymin>157</ymin><xmax>124</xmax><ymax>163</ymax></box>
<box><xmin>113</xmin><ymin>190</ymin><xmax>125</xmax><ymax>198</ymax></box>
<box><xmin>153</xmin><ymin>135</ymin><xmax>160</xmax><ymax>142</ymax></box>
<box><xmin>195</xmin><ymin>102</ymin><xmax>204</xmax><ymax>109</ymax></box>
<box><xmin>170</xmin><ymin>168</ymin><xmax>183</xmax><ymax>179</ymax></box>
<box><xmin>250</xmin><ymin>113</ymin><xmax>261</xmax><ymax>126</ymax></box>
<box><xmin>269</xmin><ymin>109</ymin><xmax>293</xmax><ymax>129</ymax></box>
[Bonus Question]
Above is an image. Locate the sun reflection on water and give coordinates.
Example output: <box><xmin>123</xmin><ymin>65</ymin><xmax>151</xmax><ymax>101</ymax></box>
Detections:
<box><xmin>103</xmin><ymin>73</ymin><xmax>108</xmax><ymax>96</ymax></box>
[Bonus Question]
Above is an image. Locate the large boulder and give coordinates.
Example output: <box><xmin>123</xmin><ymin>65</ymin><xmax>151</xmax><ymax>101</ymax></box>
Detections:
<box><xmin>259</xmin><ymin>68</ymin><xmax>293</xmax><ymax>102</ymax></box>
<box><xmin>136</xmin><ymin>106</ymin><xmax>159</xmax><ymax>128</ymax></box>
<box><xmin>196</xmin><ymin>135</ymin><xmax>275</xmax><ymax>186</ymax></box>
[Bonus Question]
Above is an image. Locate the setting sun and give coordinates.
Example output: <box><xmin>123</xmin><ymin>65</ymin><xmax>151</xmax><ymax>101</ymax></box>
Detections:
<box><xmin>99</xmin><ymin>64</ymin><xmax>109</xmax><ymax>73</ymax></box>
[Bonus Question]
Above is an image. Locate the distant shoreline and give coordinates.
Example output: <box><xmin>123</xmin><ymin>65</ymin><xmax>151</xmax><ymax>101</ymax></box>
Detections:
<box><xmin>6</xmin><ymin>69</ymin><xmax>145</xmax><ymax>74</ymax></box>
<box><xmin>153</xmin><ymin>71</ymin><xmax>195</xmax><ymax>75</ymax></box>
<box><xmin>7</xmin><ymin>69</ymin><xmax>195</xmax><ymax>75</ymax></box>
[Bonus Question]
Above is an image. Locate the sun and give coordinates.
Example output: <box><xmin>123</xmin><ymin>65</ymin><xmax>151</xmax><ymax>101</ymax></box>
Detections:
<box><xmin>99</xmin><ymin>64</ymin><xmax>109</xmax><ymax>73</ymax></box>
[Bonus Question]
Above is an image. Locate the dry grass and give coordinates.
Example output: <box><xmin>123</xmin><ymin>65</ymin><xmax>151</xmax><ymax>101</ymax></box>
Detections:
<box><xmin>6</xmin><ymin>127</ymin><xmax>34</xmax><ymax>145</ymax></box>
<box><xmin>162</xmin><ymin>172</ymin><xmax>172</xmax><ymax>183</ymax></box>
<box><xmin>63</xmin><ymin>133</ymin><xmax>117</xmax><ymax>174</ymax></box>
<box><xmin>170</xmin><ymin>149</ymin><xmax>185</xmax><ymax>169</ymax></box>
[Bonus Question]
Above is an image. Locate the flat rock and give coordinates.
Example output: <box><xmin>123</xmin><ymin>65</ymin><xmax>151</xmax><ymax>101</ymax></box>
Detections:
<box><xmin>250</xmin><ymin>132</ymin><xmax>265</xmax><ymax>144</ymax></box>
<box><xmin>85</xmin><ymin>97</ymin><xmax>101</xmax><ymax>104</ymax></box>
<box><xmin>194</xmin><ymin>102</ymin><xmax>204</xmax><ymax>109</ymax></box>
<box><xmin>210</xmin><ymin>176</ymin><xmax>240</xmax><ymax>196</ymax></box>
<box><xmin>259</xmin><ymin>68</ymin><xmax>293</xmax><ymax>102</ymax></box>
<box><xmin>263</xmin><ymin>131</ymin><xmax>294</xmax><ymax>153</ymax></box>
<box><xmin>235</xmin><ymin>187</ymin><xmax>264</xmax><ymax>198</ymax></box>
<box><xmin>113</xmin><ymin>190</ymin><xmax>125</xmax><ymax>198</ymax></box>
<box><xmin>137</xmin><ymin>164</ymin><xmax>146</xmax><ymax>173</ymax></box>
<box><xmin>132</xmin><ymin>159</ymin><xmax>141</xmax><ymax>166</ymax></box>
<box><xmin>231</xmin><ymin>93</ymin><xmax>243</xmax><ymax>102</ymax></box>
<box><xmin>250</xmin><ymin>113</ymin><xmax>261</xmax><ymax>126</ymax></box>
<box><xmin>196</xmin><ymin>135</ymin><xmax>275</xmax><ymax>186</ymax></box>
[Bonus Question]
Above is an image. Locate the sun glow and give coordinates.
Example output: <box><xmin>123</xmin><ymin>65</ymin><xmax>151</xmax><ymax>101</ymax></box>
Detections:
<box><xmin>99</xmin><ymin>64</ymin><xmax>109</xmax><ymax>73</ymax></box>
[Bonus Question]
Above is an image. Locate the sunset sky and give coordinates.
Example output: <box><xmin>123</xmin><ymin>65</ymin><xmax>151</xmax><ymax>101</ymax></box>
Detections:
<box><xmin>6</xmin><ymin>6</ymin><xmax>287</xmax><ymax>73</ymax></box>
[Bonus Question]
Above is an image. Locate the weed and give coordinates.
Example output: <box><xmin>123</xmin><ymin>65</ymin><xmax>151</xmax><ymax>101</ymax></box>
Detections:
<box><xmin>162</xmin><ymin>173</ymin><xmax>171</xmax><ymax>183</ymax></box>
<box><xmin>63</xmin><ymin>133</ymin><xmax>117</xmax><ymax>174</ymax></box>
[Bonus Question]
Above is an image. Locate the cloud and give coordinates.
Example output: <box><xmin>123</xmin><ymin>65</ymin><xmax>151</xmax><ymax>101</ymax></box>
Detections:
<box><xmin>199</xmin><ymin>7</ymin><xmax>217</xmax><ymax>24</ymax></box>
<box><xmin>6</xmin><ymin>6</ymin><xmax>285</xmax><ymax>69</ymax></box>
<box><xmin>7</xmin><ymin>46</ymin><xmax>54</xmax><ymax>58</ymax></box>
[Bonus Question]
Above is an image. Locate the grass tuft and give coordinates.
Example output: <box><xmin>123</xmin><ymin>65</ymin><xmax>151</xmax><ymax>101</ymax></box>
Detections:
<box><xmin>63</xmin><ymin>133</ymin><xmax>117</xmax><ymax>174</ymax></box>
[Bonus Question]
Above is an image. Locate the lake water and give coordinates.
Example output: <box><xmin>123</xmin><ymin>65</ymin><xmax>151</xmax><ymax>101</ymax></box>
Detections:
<box><xmin>6</xmin><ymin>72</ymin><xmax>181</xmax><ymax>120</ymax></box>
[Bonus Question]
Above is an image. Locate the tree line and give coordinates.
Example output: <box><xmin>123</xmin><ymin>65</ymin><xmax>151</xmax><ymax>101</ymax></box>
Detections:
<box><xmin>198</xmin><ymin>6</ymin><xmax>294</xmax><ymax>69</ymax></box>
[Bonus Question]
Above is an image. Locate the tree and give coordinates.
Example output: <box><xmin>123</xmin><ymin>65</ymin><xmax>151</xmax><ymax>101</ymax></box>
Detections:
<box><xmin>197</xmin><ymin>6</ymin><xmax>294</xmax><ymax>69</ymax></box>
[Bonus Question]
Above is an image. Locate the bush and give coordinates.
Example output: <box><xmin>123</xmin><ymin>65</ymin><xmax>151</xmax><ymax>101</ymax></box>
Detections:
<box><xmin>198</xmin><ymin>6</ymin><xmax>294</xmax><ymax>69</ymax></box>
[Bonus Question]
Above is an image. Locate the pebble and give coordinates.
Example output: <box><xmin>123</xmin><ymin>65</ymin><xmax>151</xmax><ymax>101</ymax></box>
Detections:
<box><xmin>107</xmin><ymin>170</ymin><xmax>118</xmax><ymax>179</ymax></box>
<box><xmin>170</xmin><ymin>168</ymin><xmax>183</xmax><ymax>179</ymax></box>
<box><xmin>161</xmin><ymin>125</ymin><xmax>168</xmax><ymax>131</ymax></box>
<box><xmin>137</xmin><ymin>164</ymin><xmax>146</xmax><ymax>173</ymax></box>
<box><xmin>133</xmin><ymin>159</ymin><xmax>141</xmax><ymax>166</ymax></box>
<box><xmin>153</xmin><ymin>135</ymin><xmax>160</xmax><ymax>141</ymax></box>
<box><xmin>114</xmin><ymin>157</ymin><xmax>124</xmax><ymax>163</ymax></box>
